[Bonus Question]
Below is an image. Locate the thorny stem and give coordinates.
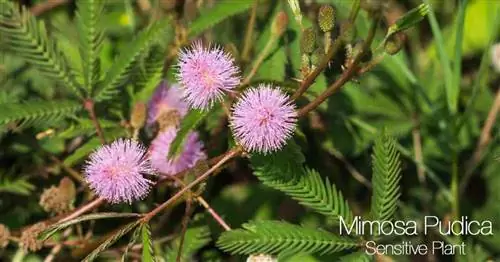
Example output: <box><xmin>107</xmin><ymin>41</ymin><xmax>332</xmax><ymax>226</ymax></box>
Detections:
<box><xmin>460</xmin><ymin>88</ymin><xmax>500</xmax><ymax>194</ymax></box>
<box><xmin>241</xmin><ymin>0</ymin><xmax>258</xmax><ymax>62</ymax></box>
<box><xmin>141</xmin><ymin>148</ymin><xmax>242</xmax><ymax>222</ymax></box>
<box><xmin>176</xmin><ymin>195</ymin><xmax>192</xmax><ymax>262</ymax></box>
<box><xmin>170</xmin><ymin>176</ymin><xmax>232</xmax><ymax>231</ymax></box>
<box><xmin>241</xmin><ymin>37</ymin><xmax>277</xmax><ymax>86</ymax></box>
<box><xmin>84</xmin><ymin>99</ymin><xmax>106</xmax><ymax>144</ymax></box>
<box><xmin>298</xmin><ymin>19</ymin><xmax>379</xmax><ymax>117</ymax></box>
<box><xmin>60</xmin><ymin>197</ymin><xmax>105</xmax><ymax>223</ymax></box>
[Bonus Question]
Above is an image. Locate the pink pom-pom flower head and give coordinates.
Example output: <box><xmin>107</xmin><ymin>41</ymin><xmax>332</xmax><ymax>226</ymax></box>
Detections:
<box><xmin>230</xmin><ymin>84</ymin><xmax>298</xmax><ymax>154</ymax></box>
<box><xmin>176</xmin><ymin>41</ymin><xmax>240</xmax><ymax>110</ymax></box>
<box><xmin>147</xmin><ymin>80</ymin><xmax>188</xmax><ymax>125</ymax></box>
<box><xmin>149</xmin><ymin>128</ymin><xmax>207</xmax><ymax>175</ymax></box>
<box><xmin>84</xmin><ymin>139</ymin><xmax>155</xmax><ymax>204</ymax></box>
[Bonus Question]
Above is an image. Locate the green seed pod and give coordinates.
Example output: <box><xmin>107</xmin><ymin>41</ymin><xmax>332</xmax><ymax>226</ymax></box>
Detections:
<box><xmin>318</xmin><ymin>5</ymin><xmax>335</xmax><ymax>32</ymax></box>
<box><xmin>384</xmin><ymin>34</ymin><xmax>404</xmax><ymax>55</ymax></box>
<box><xmin>300</xmin><ymin>27</ymin><xmax>316</xmax><ymax>54</ymax></box>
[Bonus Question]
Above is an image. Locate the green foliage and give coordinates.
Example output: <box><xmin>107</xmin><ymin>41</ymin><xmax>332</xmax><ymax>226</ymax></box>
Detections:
<box><xmin>251</xmin><ymin>142</ymin><xmax>353</xmax><ymax>223</ymax></box>
<box><xmin>188</xmin><ymin>0</ymin><xmax>254</xmax><ymax>38</ymax></box>
<box><xmin>370</xmin><ymin>131</ymin><xmax>402</xmax><ymax>224</ymax></box>
<box><xmin>164</xmin><ymin>225</ymin><xmax>211</xmax><ymax>261</ymax></box>
<box><xmin>121</xmin><ymin>226</ymin><xmax>142</xmax><ymax>262</ymax></box>
<box><xmin>75</xmin><ymin>0</ymin><xmax>105</xmax><ymax>94</ymax></box>
<box><xmin>386</xmin><ymin>4</ymin><xmax>430</xmax><ymax>38</ymax></box>
<box><xmin>93</xmin><ymin>18</ymin><xmax>173</xmax><ymax>102</ymax></box>
<box><xmin>133</xmin><ymin>46</ymin><xmax>165</xmax><ymax>102</ymax></box>
<box><xmin>169</xmin><ymin>109</ymin><xmax>211</xmax><ymax>157</ymax></box>
<box><xmin>83</xmin><ymin>221</ymin><xmax>141</xmax><ymax>262</ymax></box>
<box><xmin>141</xmin><ymin>223</ymin><xmax>156</xmax><ymax>262</ymax></box>
<box><xmin>0</xmin><ymin>100</ymin><xmax>81</xmax><ymax>129</ymax></box>
<box><xmin>0</xmin><ymin>172</ymin><xmax>34</xmax><ymax>196</ymax></box>
<box><xmin>217</xmin><ymin>220</ymin><xmax>358</xmax><ymax>256</ymax></box>
<box><xmin>0</xmin><ymin>1</ymin><xmax>81</xmax><ymax>96</ymax></box>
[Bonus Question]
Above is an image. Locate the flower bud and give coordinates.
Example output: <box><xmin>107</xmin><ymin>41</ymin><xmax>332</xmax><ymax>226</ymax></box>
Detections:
<box><xmin>384</xmin><ymin>34</ymin><xmax>404</xmax><ymax>55</ymax></box>
<box><xmin>59</xmin><ymin>177</ymin><xmax>76</xmax><ymax>202</ymax></box>
<box><xmin>157</xmin><ymin>109</ymin><xmax>181</xmax><ymax>131</ymax></box>
<box><xmin>318</xmin><ymin>5</ymin><xmax>335</xmax><ymax>32</ymax></box>
<box><xmin>271</xmin><ymin>11</ymin><xmax>288</xmax><ymax>38</ymax></box>
<box><xmin>491</xmin><ymin>43</ymin><xmax>500</xmax><ymax>73</ymax></box>
<box><xmin>39</xmin><ymin>178</ymin><xmax>75</xmax><ymax>215</ymax></box>
<box><xmin>0</xmin><ymin>224</ymin><xmax>10</xmax><ymax>248</ymax></box>
<box><xmin>20</xmin><ymin>223</ymin><xmax>46</xmax><ymax>252</ymax></box>
<box><xmin>300</xmin><ymin>27</ymin><xmax>316</xmax><ymax>54</ymax></box>
<box><xmin>130</xmin><ymin>102</ymin><xmax>147</xmax><ymax>130</ymax></box>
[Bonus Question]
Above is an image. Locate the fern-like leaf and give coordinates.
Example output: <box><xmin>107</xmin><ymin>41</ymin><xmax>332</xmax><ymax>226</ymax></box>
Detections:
<box><xmin>370</xmin><ymin>131</ymin><xmax>402</xmax><ymax>223</ymax></box>
<box><xmin>0</xmin><ymin>100</ymin><xmax>81</xmax><ymax>129</ymax></box>
<box><xmin>217</xmin><ymin>220</ymin><xmax>358</xmax><ymax>256</ymax></box>
<box><xmin>0</xmin><ymin>2</ymin><xmax>82</xmax><ymax>96</ymax></box>
<box><xmin>133</xmin><ymin>45</ymin><xmax>165</xmax><ymax>102</ymax></box>
<box><xmin>93</xmin><ymin>19</ymin><xmax>172</xmax><ymax>102</ymax></box>
<box><xmin>141</xmin><ymin>223</ymin><xmax>156</xmax><ymax>262</ymax></box>
<box><xmin>75</xmin><ymin>0</ymin><xmax>104</xmax><ymax>93</ymax></box>
<box><xmin>251</xmin><ymin>142</ymin><xmax>353</xmax><ymax>224</ymax></box>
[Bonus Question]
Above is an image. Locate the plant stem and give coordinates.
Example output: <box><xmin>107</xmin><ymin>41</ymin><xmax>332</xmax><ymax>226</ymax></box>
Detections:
<box><xmin>141</xmin><ymin>148</ymin><xmax>242</xmax><ymax>222</ymax></box>
<box><xmin>30</xmin><ymin>0</ymin><xmax>68</xmax><ymax>16</ymax></box>
<box><xmin>451</xmin><ymin>151</ymin><xmax>460</xmax><ymax>242</ymax></box>
<box><xmin>241</xmin><ymin>37</ymin><xmax>276</xmax><ymax>86</ymax></box>
<box><xmin>84</xmin><ymin>99</ymin><xmax>106</xmax><ymax>144</ymax></box>
<box><xmin>60</xmin><ymin>197</ymin><xmax>105</xmax><ymax>223</ymax></box>
<box><xmin>241</xmin><ymin>0</ymin><xmax>258</xmax><ymax>62</ymax></box>
<box><xmin>460</xmin><ymin>87</ymin><xmax>500</xmax><ymax>194</ymax></box>
<box><xmin>176</xmin><ymin>195</ymin><xmax>192</xmax><ymax>262</ymax></box>
<box><xmin>411</xmin><ymin>114</ymin><xmax>426</xmax><ymax>185</ymax></box>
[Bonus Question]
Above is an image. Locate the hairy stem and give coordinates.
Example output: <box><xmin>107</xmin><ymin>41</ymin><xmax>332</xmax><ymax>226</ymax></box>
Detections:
<box><xmin>461</xmin><ymin>87</ymin><xmax>500</xmax><ymax>193</ymax></box>
<box><xmin>84</xmin><ymin>99</ymin><xmax>106</xmax><ymax>144</ymax></box>
<box><xmin>241</xmin><ymin>0</ymin><xmax>258</xmax><ymax>62</ymax></box>
<box><xmin>141</xmin><ymin>148</ymin><xmax>242</xmax><ymax>222</ymax></box>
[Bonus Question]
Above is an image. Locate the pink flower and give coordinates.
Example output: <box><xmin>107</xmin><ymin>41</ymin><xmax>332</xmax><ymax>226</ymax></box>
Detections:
<box><xmin>231</xmin><ymin>84</ymin><xmax>297</xmax><ymax>153</ymax></box>
<box><xmin>84</xmin><ymin>139</ymin><xmax>155</xmax><ymax>204</ymax></box>
<box><xmin>177</xmin><ymin>41</ymin><xmax>240</xmax><ymax>110</ymax></box>
<box><xmin>147</xmin><ymin>80</ymin><xmax>188</xmax><ymax>125</ymax></box>
<box><xmin>149</xmin><ymin>128</ymin><xmax>206</xmax><ymax>175</ymax></box>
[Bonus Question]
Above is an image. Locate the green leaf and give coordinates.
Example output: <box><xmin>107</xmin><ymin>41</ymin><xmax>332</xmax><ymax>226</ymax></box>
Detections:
<box><xmin>0</xmin><ymin>100</ymin><xmax>81</xmax><ymax>129</ymax></box>
<box><xmin>76</xmin><ymin>0</ymin><xmax>105</xmax><ymax>94</ymax></box>
<box><xmin>370</xmin><ymin>130</ymin><xmax>402</xmax><ymax>228</ymax></box>
<box><xmin>0</xmin><ymin>2</ymin><xmax>82</xmax><ymax>96</ymax></box>
<box><xmin>83</xmin><ymin>221</ymin><xmax>140</xmax><ymax>262</ymax></box>
<box><xmin>58</xmin><ymin>118</ymin><xmax>118</xmax><ymax>139</ymax></box>
<box><xmin>251</xmin><ymin>142</ymin><xmax>353</xmax><ymax>224</ymax></box>
<box><xmin>386</xmin><ymin>4</ymin><xmax>429</xmax><ymax>38</ymax></box>
<box><xmin>141</xmin><ymin>223</ymin><xmax>155</xmax><ymax>262</ymax></box>
<box><xmin>423</xmin><ymin>0</ymin><xmax>455</xmax><ymax>114</ymax></box>
<box><xmin>188</xmin><ymin>0</ymin><xmax>253</xmax><ymax>38</ymax></box>
<box><xmin>452</xmin><ymin>0</ymin><xmax>468</xmax><ymax>108</ymax></box>
<box><xmin>0</xmin><ymin>175</ymin><xmax>34</xmax><ymax>196</ymax></box>
<box><xmin>164</xmin><ymin>225</ymin><xmax>211</xmax><ymax>261</ymax></box>
<box><xmin>40</xmin><ymin>212</ymin><xmax>142</xmax><ymax>241</ymax></box>
<box><xmin>217</xmin><ymin>220</ymin><xmax>358</xmax><ymax>256</ymax></box>
<box><xmin>168</xmin><ymin>109</ymin><xmax>210</xmax><ymax>158</ymax></box>
<box><xmin>133</xmin><ymin>45</ymin><xmax>165</xmax><ymax>102</ymax></box>
<box><xmin>93</xmin><ymin>18</ymin><xmax>173</xmax><ymax>102</ymax></box>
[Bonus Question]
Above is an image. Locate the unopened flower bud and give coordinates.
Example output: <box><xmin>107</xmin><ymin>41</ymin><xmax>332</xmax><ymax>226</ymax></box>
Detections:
<box><xmin>39</xmin><ymin>178</ymin><xmax>75</xmax><ymax>215</ymax></box>
<box><xmin>0</xmin><ymin>224</ymin><xmax>10</xmax><ymax>248</ymax></box>
<box><xmin>300</xmin><ymin>27</ymin><xmax>316</xmax><ymax>54</ymax></box>
<box><xmin>131</xmin><ymin>102</ymin><xmax>147</xmax><ymax>130</ymax></box>
<box><xmin>318</xmin><ymin>5</ymin><xmax>335</xmax><ymax>32</ymax></box>
<box><xmin>20</xmin><ymin>223</ymin><xmax>46</xmax><ymax>252</ymax></box>
<box><xmin>272</xmin><ymin>11</ymin><xmax>288</xmax><ymax>38</ymax></box>
<box><xmin>491</xmin><ymin>43</ymin><xmax>500</xmax><ymax>73</ymax></box>
<box><xmin>384</xmin><ymin>34</ymin><xmax>404</xmax><ymax>55</ymax></box>
<box><xmin>157</xmin><ymin>109</ymin><xmax>181</xmax><ymax>131</ymax></box>
<box><xmin>247</xmin><ymin>254</ymin><xmax>278</xmax><ymax>262</ymax></box>
<box><xmin>59</xmin><ymin>177</ymin><xmax>76</xmax><ymax>202</ymax></box>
